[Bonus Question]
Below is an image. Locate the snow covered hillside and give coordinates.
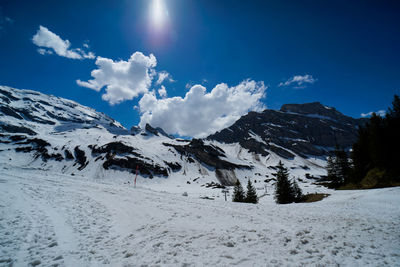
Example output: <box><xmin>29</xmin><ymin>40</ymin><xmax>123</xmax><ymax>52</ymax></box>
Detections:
<box><xmin>0</xmin><ymin>85</ymin><xmax>329</xmax><ymax>193</ymax></box>
<box><xmin>0</xmin><ymin>165</ymin><xmax>399</xmax><ymax>266</ymax></box>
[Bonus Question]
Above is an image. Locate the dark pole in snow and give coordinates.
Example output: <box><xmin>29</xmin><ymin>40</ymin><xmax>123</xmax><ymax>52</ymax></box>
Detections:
<box><xmin>222</xmin><ymin>189</ymin><xmax>228</xmax><ymax>201</ymax></box>
<box><xmin>134</xmin><ymin>165</ymin><xmax>139</xmax><ymax>188</ymax></box>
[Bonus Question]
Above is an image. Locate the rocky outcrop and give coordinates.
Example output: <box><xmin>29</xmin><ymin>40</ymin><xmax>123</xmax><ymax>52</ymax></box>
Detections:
<box><xmin>74</xmin><ymin>146</ymin><xmax>88</xmax><ymax>170</ymax></box>
<box><xmin>163</xmin><ymin>139</ymin><xmax>251</xmax><ymax>170</ymax></box>
<box><xmin>89</xmin><ymin>141</ymin><xmax>181</xmax><ymax>177</ymax></box>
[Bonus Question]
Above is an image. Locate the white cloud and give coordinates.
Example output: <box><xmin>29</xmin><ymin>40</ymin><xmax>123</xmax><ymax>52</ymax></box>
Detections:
<box><xmin>32</xmin><ymin>25</ymin><xmax>95</xmax><ymax>59</ymax></box>
<box><xmin>156</xmin><ymin>71</ymin><xmax>174</xmax><ymax>85</ymax></box>
<box><xmin>37</xmin><ymin>48</ymin><xmax>53</xmax><ymax>55</ymax></box>
<box><xmin>139</xmin><ymin>79</ymin><xmax>267</xmax><ymax>137</ymax></box>
<box><xmin>158</xmin><ymin>85</ymin><xmax>167</xmax><ymax>98</ymax></box>
<box><xmin>77</xmin><ymin>52</ymin><xmax>157</xmax><ymax>105</ymax></box>
<box><xmin>361</xmin><ymin>110</ymin><xmax>386</xmax><ymax>118</ymax></box>
<box><xmin>185</xmin><ymin>83</ymin><xmax>192</xmax><ymax>89</ymax></box>
<box><xmin>279</xmin><ymin>74</ymin><xmax>316</xmax><ymax>88</ymax></box>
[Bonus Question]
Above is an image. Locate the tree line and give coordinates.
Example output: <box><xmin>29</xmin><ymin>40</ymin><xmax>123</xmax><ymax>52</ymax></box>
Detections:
<box><xmin>327</xmin><ymin>95</ymin><xmax>400</xmax><ymax>189</ymax></box>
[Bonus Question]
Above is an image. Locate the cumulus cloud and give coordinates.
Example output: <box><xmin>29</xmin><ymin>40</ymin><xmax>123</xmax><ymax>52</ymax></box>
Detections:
<box><xmin>139</xmin><ymin>79</ymin><xmax>267</xmax><ymax>137</ymax></box>
<box><xmin>77</xmin><ymin>52</ymin><xmax>157</xmax><ymax>105</ymax></box>
<box><xmin>279</xmin><ymin>74</ymin><xmax>316</xmax><ymax>88</ymax></box>
<box><xmin>156</xmin><ymin>71</ymin><xmax>174</xmax><ymax>85</ymax></box>
<box><xmin>158</xmin><ymin>85</ymin><xmax>167</xmax><ymax>98</ymax></box>
<box><xmin>32</xmin><ymin>25</ymin><xmax>95</xmax><ymax>59</ymax></box>
<box><xmin>361</xmin><ymin>110</ymin><xmax>386</xmax><ymax>118</ymax></box>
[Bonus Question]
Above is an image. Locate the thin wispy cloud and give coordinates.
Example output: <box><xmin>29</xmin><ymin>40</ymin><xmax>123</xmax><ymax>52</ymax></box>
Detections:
<box><xmin>158</xmin><ymin>85</ymin><xmax>167</xmax><ymax>98</ymax></box>
<box><xmin>0</xmin><ymin>9</ymin><xmax>13</xmax><ymax>33</ymax></box>
<box><xmin>139</xmin><ymin>80</ymin><xmax>267</xmax><ymax>137</ymax></box>
<box><xmin>361</xmin><ymin>110</ymin><xmax>386</xmax><ymax>118</ymax></box>
<box><xmin>77</xmin><ymin>52</ymin><xmax>157</xmax><ymax>105</ymax></box>
<box><xmin>279</xmin><ymin>74</ymin><xmax>316</xmax><ymax>88</ymax></box>
<box><xmin>32</xmin><ymin>26</ymin><xmax>95</xmax><ymax>59</ymax></box>
<box><xmin>156</xmin><ymin>71</ymin><xmax>174</xmax><ymax>85</ymax></box>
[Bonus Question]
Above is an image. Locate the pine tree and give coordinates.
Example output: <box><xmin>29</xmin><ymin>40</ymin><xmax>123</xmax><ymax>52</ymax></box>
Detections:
<box><xmin>326</xmin><ymin>147</ymin><xmax>350</xmax><ymax>188</ymax></box>
<box><xmin>274</xmin><ymin>161</ymin><xmax>294</xmax><ymax>204</ymax></box>
<box><xmin>245</xmin><ymin>179</ymin><xmax>258</xmax><ymax>204</ymax></box>
<box><xmin>326</xmin><ymin>155</ymin><xmax>338</xmax><ymax>181</ymax></box>
<box><xmin>335</xmin><ymin>147</ymin><xmax>351</xmax><ymax>185</ymax></box>
<box><xmin>387</xmin><ymin>94</ymin><xmax>400</xmax><ymax>119</ymax></box>
<box><xmin>232</xmin><ymin>180</ymin><xmax>245</xmax><ymax>202</ymax></box>
<box><xmin>292</xmin><ymin>179</ymin><xmax>303</xmax><ymax>202</ymax></box>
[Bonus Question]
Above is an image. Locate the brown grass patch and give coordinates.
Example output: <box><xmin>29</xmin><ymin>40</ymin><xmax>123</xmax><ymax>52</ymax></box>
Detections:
<box><xmin>301</xmin><ymin>193</ymin><xmax>330</xmax><ymax>203</ymax></box>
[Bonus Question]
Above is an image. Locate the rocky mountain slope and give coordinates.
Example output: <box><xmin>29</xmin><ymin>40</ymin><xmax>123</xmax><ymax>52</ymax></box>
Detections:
<box><xmin>208</xmin><ymin>102</ymin><xmax>365</xmax><ymax>158</ymax></box>
<box><xmin>0</xmin><ymin>86</ymin><xmax>363</xmax><ymax>189</ymax></box>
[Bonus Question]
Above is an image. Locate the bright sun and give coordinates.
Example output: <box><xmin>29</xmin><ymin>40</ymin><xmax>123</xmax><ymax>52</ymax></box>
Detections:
<box><xmin>149</xmin><ymin>0</ymin><xmax>168</xmax><ymax>30</ymax></box>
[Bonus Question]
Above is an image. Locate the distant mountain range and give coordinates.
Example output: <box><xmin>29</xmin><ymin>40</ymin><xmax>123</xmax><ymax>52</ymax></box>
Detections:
<box><xmin>0</xmin><ymin>86</ymin><xmax>363</xmax><ymax>186</ymax></box>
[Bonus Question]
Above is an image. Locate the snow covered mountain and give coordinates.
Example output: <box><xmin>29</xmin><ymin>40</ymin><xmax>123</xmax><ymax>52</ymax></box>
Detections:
<box><xmin>0</xmin><ymin>86</ymin><xmax>362</xmax><ymax>192</ymax></box>
<box><xmin>208</xmin><ymin>102</ymin><xmax>365</xmax><ymax>158</ymax></box>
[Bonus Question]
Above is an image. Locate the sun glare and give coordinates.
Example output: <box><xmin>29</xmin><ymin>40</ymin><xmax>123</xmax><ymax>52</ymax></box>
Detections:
<box><xmin>149</xmin><ymin>0</ymin><xmax>168</xmax><ymax>30</ymax></box>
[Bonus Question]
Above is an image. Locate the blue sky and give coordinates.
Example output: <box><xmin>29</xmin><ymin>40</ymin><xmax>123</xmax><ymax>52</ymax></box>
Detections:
<box><xmin>0</xmin><ymin>0</ymin><xmax>399</xmax><ymax>136</ymax></box>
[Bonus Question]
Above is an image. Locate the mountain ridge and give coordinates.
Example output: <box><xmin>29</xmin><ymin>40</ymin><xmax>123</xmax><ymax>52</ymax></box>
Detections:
<box><xmin>0</xmin><ymin>85</ymin><xmax>360</xmax><ymax>188</ymax></box>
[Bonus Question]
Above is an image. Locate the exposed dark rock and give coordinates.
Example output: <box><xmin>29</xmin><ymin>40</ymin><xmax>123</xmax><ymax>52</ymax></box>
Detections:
<box><xmin>15</xmin><ymin>108</ymin><xmax>55</xmax><ymax>125</ymax></box>
<box><xmin>15</xmin><ymin>146</ymin><xmax>33</xmax><ymax>152</ymax></box>
<box><xmin>0</xmin><ymin>124</ymin><xmax>37</xmax><ymax>135</ymax></box>
<box><xmin>64</xmin><ymin>150</ymin><xmax>74</xmax><ymax>160</ymax></box>
<box><xmin>9</xmin><ymin>135</ymin><xmax>26</xmax><ymax>142</ymax></box>
<box><xmin>0</xmin><ymin>88</ymin><xmax>19</xmax><ymax>101</ymax></box>
<box><xmin>0</xmin><ymin>106</ymin><xmax>23</xmax><ymax>119</ymax></box>
<box><xmin>163</xmin><ymin>139</ymin><xmax>251</xmax><ymax>170</ymax></box>
<box><xmin>0</xmin><ymin>96</ymin><xmax>11</xmax><ymax>104</ymax></box>
<box><xmin>89</xmin><ymin>142</ymin><xmax>136</xmax><ymax>155</ymax></box>
<box><xmin>16</xmin><ymin>138</ymin><xmax>50</xmax><ymax>149</ymax></box>
<box><xmin>74</xmin><ymin>146</ymin><xmax>88</xmax><ymax>170</ymax></box>
<box><xmin>144</xmin><ymin>123</ymin><xmax>173</xmax><ymax>138</ymax></box>
<box><xmin>13</xmin><ymin>137</ymin><xmax>62</xmax><ymax>161</ymax></box>
<box><xmin>145</xmin><ymin>124</ymin><xmax>159</xmax><ymax>136</ymax></box>
<box><xmin>103</xmin><ymin>156</ymin><xmax>169</xmax><ymax>178</ymax></box>
<box><xmin>164</xmin><ymin>161</ymin><xmax>182</xmax><ymax>171</ymax></box>
<box><xmin>204</xmin><ymin>181</ymin><xmax>226</xmax><ymax>189</ymax></box>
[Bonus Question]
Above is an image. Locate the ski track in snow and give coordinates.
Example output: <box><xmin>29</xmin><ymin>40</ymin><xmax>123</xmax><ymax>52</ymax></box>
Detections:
<box><xmin>0</xmin><ymin>167</ymin><xmax>400</xmax><ymax>266</ymax></box>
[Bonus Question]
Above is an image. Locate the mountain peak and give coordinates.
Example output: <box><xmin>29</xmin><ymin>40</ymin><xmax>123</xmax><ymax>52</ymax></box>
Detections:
<box><xmin>280</xmin><ymin>102</ymin><xmax>342</xmax><ymax>119</ymax></box>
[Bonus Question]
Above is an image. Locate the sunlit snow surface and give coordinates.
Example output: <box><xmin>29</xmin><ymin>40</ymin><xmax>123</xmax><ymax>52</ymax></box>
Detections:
<box><xmin>0</xmin><ymin>164</ymin><xmax>399</xmax><ymax>266</ymax></box>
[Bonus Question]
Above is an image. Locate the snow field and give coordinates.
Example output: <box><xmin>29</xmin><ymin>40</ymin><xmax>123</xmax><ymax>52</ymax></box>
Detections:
<box><xmin>1</xmin><ymin>166</ymin><xmax>399</xmax><ymax>266</ymax></box>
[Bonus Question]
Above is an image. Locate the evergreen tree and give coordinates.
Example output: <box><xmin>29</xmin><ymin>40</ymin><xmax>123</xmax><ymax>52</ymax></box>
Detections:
<box><xmin>274</xmin><ymin>161</ymin><xmax>294</xmax><ymax>204</ymax></box>
<box><xmin>326</xmin><ymin>155</ymin><xmax>338</xmax><ymax>181</ymax></box>
<box><xmin>326</xmin><ymin>147</ymin><xmax>351</xmax><ymax>188</ymax></box>
<box><xmin>351</xmin><ymin>125</ymin><xmax>371</xmax><ymax>184</ymax></box>
<box><xmin>245</xmin><ymin>179</ymin><xmax>258</xmax><ymax>204</ymax></box>
<box><xmin>335</xmin><ymin>147</ymin><xmax>351</xmax><ymax>185</ymax></box>
<box><xmin>232</xmin><ymin>180</ymin><xmax>245</xmax><ymax>202</ymax></box>
<box><xmin>385</xmin><ymin>94</ymin><xmax>400</xmax><ymax>182</ymax></box>
<box><xmin>350</xmin><ymin>94</ymin><xmax>400</xmax><ymax>187</ymax></box>
<box><xmin>387</xmin><ymin>94</ymin><xmax>400</xmax><ymax>119</ymax></box>
<box><xmin>292</xmin><ymin>179</ymin><xmax>303</xmax><ymax>202</ymax></box>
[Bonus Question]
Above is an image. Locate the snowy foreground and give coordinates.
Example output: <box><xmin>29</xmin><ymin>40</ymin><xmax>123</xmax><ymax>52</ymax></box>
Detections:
<box><xmin>1</xmin><ymin>167</ymin><xmax>399</xmax><ymax>266</ymax></box>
